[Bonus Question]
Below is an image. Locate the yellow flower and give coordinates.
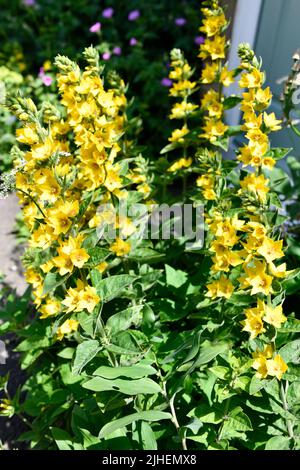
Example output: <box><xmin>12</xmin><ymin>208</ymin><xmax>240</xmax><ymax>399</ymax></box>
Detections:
<box><xmin>269</xmin><ymin>262</ymin><xmax>291</xmax><ymax>278</ymax></box>
<box><xmin>40</xmin><ymin>299</ymin><xmax>61</xmax><ymax>319</ymax></box>
<box><xmin>96</xmin><ymin>261</ymin><xmax>108</xmax><ymax>273</ymax></box>
<box><xmin>110</xmin><ymin>238</ymin><xmax>131</xmax><ymax>257</ymax></box>
<box><xmin>263</xmin><ymin>304</ymin><xmax>287</xmax><ymax>328</ymax></box>
<box><xmin>239</xmin><ymin>260</ymin><xmax>273</xmax><ymax>296</ymax></box>
<box><xmin>199</xmin><ymin>36</ymin><xmax>226</xmax><ymax>61</ymax></box>
<box><xmin>77</xmin><ymin>285</ymin><xmax>100</xmax><ymax>313</ymax></box>
<box><xmin>16</xmin><ymin>126</ymin><xmax>39</xmax><ymax>145</ymax></box>
<box><xmin>169</xmin><ymin>80</ymin><xmax>197</xmax><ymax>97</ymax></box>
<box><xmin>239</xmin><ymin>173</ymin><xmax>270</xmax><ymax>202</ymax></box>
<box><xmin>201</xmin><ymin>89</ymin><xmax>219</xmax><ymax>108</ymax></box>
<box><xmin>242</xmin><ymin>299</ymin><xmax>266</xmax><ymax>339</ymax></box>
<box><xmin>254</xmin><ymin>87</ymin><xmax>272</xmax><ymax>110</ymax></box>
<box><xmin>0</xmin><ymin>399</ymin><xmax>14</xmax><ymax>417</ymax></box>
<box><xmin>257</xmin><ymin>237</ymin><xmax>284</xmax><ymax>263</ymax></box>
<box><xmin>252</xmin><ymin>345</ymin><xmax>273</xmax><ymax>379</ymax></box>
<box><xmin>206</xmin><ymin>275</ymin><xmax>234</xmax><ymax>299</ymax></box>
<box><xmin>43</xmin><ymin>60</ymin><xmax>52</xmax><ymax>72</ymax></box>
<box><xmin>168</xmin><ymin>126</ymin><xmax>189</xmax><ymax>143</ymax></box>
<box><xmin>220</xmin><ymin>67</ymin><xmax>234</xmax><ymax>87</ymax></box>
<box><xmin>239</xmin><ymin>69</ymin><xmax>264</xmax><ymax>89</ymax></box>
<box><xmin>266</xmin><ymin>355</ymin><xmax>288</xmax><ymax>380</ymax></box>
<box><xmin>201</xmin><ymin>62</ymin><xmax>218</xmax><ymax>84</ymax></box>
<box><xmin>263</xmin><ymin>112</ymin><xmax>282</xmax><ymax>131</ymax></box>
<box><xmin>199</xmin><ymin>14</ymin><xmax>227</xmax><ymax>37</ymax></box>
<box><xmin>169</xmin><ymin>102</ymin><xmax>198</xmax><ymax>120</ymax></box>
<box><xmin>168</xmin><ymin>157</ymin><xmax>193</xmax><ymax>172</ymax></box>
<box><xmin>200</xmin><ymin>119</ymin><xmax>228</xmax><ymax>142</ymax></box>
<box><xmin>56</xmin><ymin>319</ymin><xmax>79</xmax><ymax>341</ymax></box>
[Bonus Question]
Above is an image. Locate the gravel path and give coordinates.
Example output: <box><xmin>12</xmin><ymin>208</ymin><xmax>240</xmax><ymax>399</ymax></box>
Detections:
<box><xmin>0</xmin><ymin>193</ymin><xmax>27</xmax><ymax>449</ymax></box>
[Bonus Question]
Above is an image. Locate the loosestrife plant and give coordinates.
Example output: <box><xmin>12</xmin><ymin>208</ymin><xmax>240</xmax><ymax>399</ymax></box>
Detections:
<box><xmin>0</xmin><ymin>1</ymin><xmax>299</xmax><ymax>452</ymax></box>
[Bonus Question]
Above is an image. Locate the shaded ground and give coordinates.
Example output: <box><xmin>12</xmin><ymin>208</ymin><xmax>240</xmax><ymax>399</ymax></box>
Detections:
<box><xmin>0</xmin><ymin>193</ymin><xmax>28</xmax><ymax>449</ymax></box>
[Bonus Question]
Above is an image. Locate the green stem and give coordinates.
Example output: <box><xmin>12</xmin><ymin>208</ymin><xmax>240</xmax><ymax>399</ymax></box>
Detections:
<box><xmin>16</xmin><ymin>188</ymin><xmax>46</xmax><ymax>218</ymax></box>
<box><xmin>280</xmin><ymin>381</ymin><xmax>294</xmax><ymax>440</ymax></box>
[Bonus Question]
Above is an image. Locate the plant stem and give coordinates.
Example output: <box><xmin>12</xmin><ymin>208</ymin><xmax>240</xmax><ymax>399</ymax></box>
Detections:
<box><xmin>162</xmin><ymin>382</ymin><xmax>187</xmax><ymax>450</ymax></box>
<box><xmin>280</xmin><ymin>380</ymin><xmax>294</xmax><ymax>440</ymax></box>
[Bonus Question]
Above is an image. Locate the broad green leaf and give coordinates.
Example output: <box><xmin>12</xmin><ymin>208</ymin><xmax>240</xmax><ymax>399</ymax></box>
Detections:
<box><xmin>249</xmin><ymin>376</ymin><xmax>271</xmax><ymax>395</ymax></box>
<box><xmin>72</xmin><ymin>340</ymin><xmax>101</xmax><ymax>375</ymax></box>
<box><xmin>50</xmin><ymin>427</ymin><xmax>73</xmax><ymax>450</ymax></box>
<box><xmin>267</xmin><ymin>147</ymin><xmax>292</xmax><ymax>161</ymax></box>
<box><xmin>265</xmin><ymin>436</ymin><xmax>291</xmax><ymax>450</ymax></box>
<box><xmin>278</xmin><ymin>317</ymin><xmax>300</xmax><ymax>334</ymax></box>
<box><xmin>106</xmin><ymin>305</ymin><xmax>143</xmax><ymax>335</ymax></box>
<box><xmin>99</xmin><ymin>411</ymin><xmax>172</xmax><ymax>438</ymax></box>
<box><xmin>279</xmin><ymin>339</ymin><xmax>300</xmax><ymax>365</ymax></box>
<box><xmin>85</xmin><ymin>247</ymin><xmax>110</xmax><ymax>267</ymax></box>
<box><xmin>129</xmin><ymin>248</ymin><xmax>165</xmax><ymax>263</ymax></box>
<box><xmin>42</xmin><ymin>272</ymin><xmax>67</xmax><ymax>296</ymax></box>
<box><xmin>188</xmin><ymin>403</ymin><xmax>223</xmax><ymax>424</ymax></box>
<box><xmin>139</xmin><ymin>421</ymin><xmax>158</xmax><ymax>450</ymax></box>
<box><xmin>219</xmin><ymin>407</ymin><xmax>252</xmax><ymax>440</ymax></box>
<box><xmin>92</xmin><ymin>363</ymin><xmax>156</xmax><ymax>379</ymax></box>
<box><xmin>191</xmin><ymin>342</ymin><xmax>228</xmax><ymax>371</ymax></box>
<box><xmin>83</xmin><ymin>376</ymin><xmax>162</xmax><ymax>395</ymax></box>
<box><xmin>287</xmin><ymin>381</ymin><xmax>300</xmax><ymax>407</ymax></box>
<box><xmin>57</xmin><ymin>347</ymin><xmax>75</xmax><ymax>359</ymax></box>
<box><xmin>96</xmin><ymin>274</ymin><xmax>136</xmax><ymax>301</ymax></box>
<box><xmin>165</xmin><ymin>264</ymin><xmax>187</xmax><ymax>289</ymax></box>
<box><xmin>223</xmin><ymin>96</ymin><xmax>243</xmax><ymax>110</ymax></box>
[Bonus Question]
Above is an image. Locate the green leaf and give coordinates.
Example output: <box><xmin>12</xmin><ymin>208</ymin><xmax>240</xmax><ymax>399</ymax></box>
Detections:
<box><xmin>106</xmin><ymin>305</ymin><xmax>143</xmax><ymax>335</ymax></box>
<box><xmin>249</xmin><ymin>376</ymin><xmax>272</xmax><ymax>395</ymax></box>
<box><xmin>96</xmin><ymin>275</ymin><xmax>136</xmax><ymax>302</ymax></box>
<box><xmin>267</xmin><ymin>148</ymin><xmax>292</xmax><ymax>161</ymax></box>
<box><xmin>279</xmin><ymin>339</ymin><xmax>300</xmax><ymax>365</ymax></box>
<box><xmin>129</xmin><ymin>248</ymin><xmax>165</xmax><ymax>263</ymax></box>
<box><xmin>50</xmin><ymin>427</ymin><xmax>73</xmax><ymax>450</ymax></box>
<box><xmin>190</xmin><ymin>342</ymin><xmax>228</xmax><ymax>371</ymax></box>
<box><xmin>72</xmin><ymin>340</ymin><xmax>101</xmax><ymax>375</ymax></box>
<box><xmin>85</xmin><ymin>247</ymin><xmax>110</xmax><ymax>267</ymax></box>
<box><xmin>278</xmin><ymin>317</ymin><xmax>300</xmax><ymax>334</ymax></box>
<box><xmin>57</xmin><ymin>347</ymin><xmax>75</xmax><ymax>359</ymax></box>
<box><xmin>265</xmin><ymin>436</ymin><xmax>291</xmax><ymax>450</ymax></box>
<box><xmin>219</xmin><ymin>407</ymin><xmax>252</xmax><ymax>440</ymax></box>
<box><xmin>83</xmin><ymin>377</ymin><xmax>162</xmax><ymax>395</ymax></box>
<box><xmin>138</xmin><ymin>422</ymin><xmax>158</xmax><ymax>450</ymax></box>
<box><xmin>99</xmin><ymin>411</ymin><xmax>172</xmax><ymax>438</ymax></box>
<box><xmin>92</xmin><ymin>363</ymin><xmax>156</xmax><ymax>379</ymax></box>
<box><xmin>42</xmin><ymin>272</ymin><xmax>67</xmax><ymax>296</ymax></box>
<box><xmin>188</xmin><ymin>403</ymin><xmax>223</xmax><ymax>424</ymax></box>
<box><xmin>165</xmin><ymin>264</ymin><xmax>187</xmax><ymax>288</ymax></box>
<box><xmin>160</xmin><ymin>142</ymin><xmax>181</xmax><ymax>155</ymax></box>
<box><xmin>223</xmin><ymin>96</ymin><xmax>243</xmax><ymax>110</ymax></box>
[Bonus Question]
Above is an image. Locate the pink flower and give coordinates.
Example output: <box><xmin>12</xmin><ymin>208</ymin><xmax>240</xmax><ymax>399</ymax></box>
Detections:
<box><xmin>23</xmin><ymin>0</ymin><xmax>35</xmax><ymax>6</ymax></box>
<box><xmin>102</xmin><ymin>52</ymin><xmax>111</xmax><ymax>61</ymax></box>
<box><xmin>129</xmin><ymin>38</ymin><xmax>138</xmax><ymax>46</ymax></box>
<box><xmin>42</xmin><ymin>75</ymin><xmax>53</xmax><ymax>87</ymax></box>
<box><xmin>113</xmin><ymin>46</ymin><xmax>122</xmax><ymax>56</ymax></box>
<box><xmin>38</xmin><ymin>67</ymin><xmax>45</xmax><ymax>78</ymax></box>
<box><xmin>89</xmin><ymin>22</ymin><xmax>101</xmax><ymax>33</ymax></box>
<box><xmin>102</xmin><ymin>7</ymin><xmax>114</xmax><ymax>18</ymax></box>
<box><xmin>161</xmin><ymin>78</ymin><xmax>172</xmax><ymax>87</ymax></box>
<box><xmin>128</xmin><ymin>10</ymin><xmax>140</xmax><ymax>21</ymax></box>
<box><xmin>175</xmin><ymin>18</ymin><xmax>186</xmax><ymax>26</ymax></box>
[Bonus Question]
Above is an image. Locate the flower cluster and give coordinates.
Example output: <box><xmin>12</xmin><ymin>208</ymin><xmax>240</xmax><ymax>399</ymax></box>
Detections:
<box><xmin>10</xmin><ymin>47</ymin><xmax>150</xmax><ymax>341</ymax></box>
<box><xmin>206</xmin><ymin>44</ymin><xmax>289</xmax><ymax>380</ymax></box>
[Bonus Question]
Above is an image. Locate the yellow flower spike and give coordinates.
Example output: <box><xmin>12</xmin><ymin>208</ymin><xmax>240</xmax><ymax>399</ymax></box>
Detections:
<box><xmin>239</xmin><ymin>69</ymin><xmax>264</xmax><ymax>89</ymax></box>
<box><xmin>168</xmin><ymin>126</ymin><xmax>190</xmax><ymax>143</ymax></box>
<box><xmin>206</xmin><ymin>275</ymin><xmax>234</xmax><ymax>299</ymax></box>
<box><xmin>263</xmin><ymin>112</ymin><xmax>282</xmax><ymax>132</ymax></box>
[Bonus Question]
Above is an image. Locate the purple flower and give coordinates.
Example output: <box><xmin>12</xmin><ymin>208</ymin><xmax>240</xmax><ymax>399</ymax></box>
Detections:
<box><xmin>175</xmin><ymin>18</ymin><xmax>186</xmax><ymax>26</ymax></box>
<box><xmin>161</xmin><ymin>78</ymin><xmax>172</xmax><ymax>87</ymax></box>
<box><xmin>89</xmin><ymin>22</ymin><xmax>101</xmax><ymax>33</ymax></box>
<box><xmin>128</xmin><ymin>10</ymin><xmax>140</xmax><ymax>21</ymax></box>
<box><xmin>102</xmin><ymin>7</ymin><xmax>114</xmax><ymax>18</ymax></box>
<box><xmin>23</xmin><ymin>0</ymin><xmax>35</xmax><ymax>6</ymax></box>
<box><xmin>38</xmin><ymin>67</ymin><xmax>45</xmax><ymax>78</ymax></box>
<box><xmin>113</xmin><ymin>46</ymin><xmax>122</xmax><ymax>56</ymax></box>
<box><xmin>194</xmin><ymin>35</ymin><xmax>205</xmax><ymax>45</ymax></box>
<box><xmin>42</xmin><ymin>75</ymin><xmax>53</xmax><ymax>87</ymax></box>
<box><xmin>129</xmin><ymin>37</ymin><xmax>138</xmax><ymax>46</ymax></box>
<box><xmin>102</xmin><ymin>52</ymin><xmax>111</xmax><ymax>61</ymax></box>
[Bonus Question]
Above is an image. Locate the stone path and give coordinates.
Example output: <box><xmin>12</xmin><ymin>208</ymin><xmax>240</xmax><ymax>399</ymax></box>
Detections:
<box><xmin>0</xmin><ymin>194</ymin><xmax>26</xmax><ymax>294</ymax></box>
<box><xmin>0</xmin><ymin>193</ymin><xmax>27</xmax><ymax>449</ymax></box>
